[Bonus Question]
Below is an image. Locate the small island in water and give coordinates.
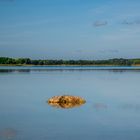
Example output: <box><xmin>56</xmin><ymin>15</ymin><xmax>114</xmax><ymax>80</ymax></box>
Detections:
<box><xmin>0</xmin><ymin>57</ymin><xmax>140</xmax><ymax>66</ymax></box>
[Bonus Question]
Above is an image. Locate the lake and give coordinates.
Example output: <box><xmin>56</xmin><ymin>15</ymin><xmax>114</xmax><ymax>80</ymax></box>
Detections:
<box><xmin>0</xmin><ymin>66</ymin><xmax>140</xmax><ymax>140</ymax></box>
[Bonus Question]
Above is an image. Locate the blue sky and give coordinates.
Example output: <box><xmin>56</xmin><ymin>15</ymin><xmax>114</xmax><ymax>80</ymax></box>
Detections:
<box><xmin>0</xmin><ymin>0</ymin><xmax>140</xmax><ymax>59</ymax></box>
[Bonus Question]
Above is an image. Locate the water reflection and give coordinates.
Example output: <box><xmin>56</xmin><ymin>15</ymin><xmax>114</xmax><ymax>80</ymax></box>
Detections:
<box><xmin>92</xmin><ymin>103</ymin><xmax>140</xmax><ymax>111</ymax></box>
<box><xmin>1</xmin><ymin>66</ymin><xmax>140</xmax><ymax>73</ymax></box>
<box><xmin>0</xmin><ymin>69</ymin><xmax>30</xmax><ymax>73</ymax></box>
<box><xmin>48</xmin><ymin>101</ymin><xmax>85</xmax><ymax>109</ymax></box>
<box><xmin>120</xmin><ymin>103</ymin><xmax>140</xmax><ymax>111</ymax></box>
<box><xmin>0</xmin><ymin>128</ymin><xmax>17</xmax><ymax>139</ymax></box>
<box><xmin>93</xmin><ymin>103</ymin><xmax>108</xmax><ymax>110</ymax></box>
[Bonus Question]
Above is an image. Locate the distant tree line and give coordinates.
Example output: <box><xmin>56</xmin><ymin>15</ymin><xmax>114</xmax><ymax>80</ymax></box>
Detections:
<box><xmin>0</xmin><ymin>57</ymin><xmax>140</xmax><ymax>66</ymax></box>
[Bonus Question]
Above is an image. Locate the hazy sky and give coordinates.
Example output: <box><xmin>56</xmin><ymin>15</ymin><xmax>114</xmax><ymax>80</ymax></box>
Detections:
<box><xmin>0</xmin><ymin>0</ymin><xmax>140</xmax><ymax>59</ymax></box>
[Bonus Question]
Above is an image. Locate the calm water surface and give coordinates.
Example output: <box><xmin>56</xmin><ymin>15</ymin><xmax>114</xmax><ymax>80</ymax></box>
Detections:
<box><xmin>0</xmin><ymin>66</ymin><xmax>140</xmax><ymax>140</ymax></box>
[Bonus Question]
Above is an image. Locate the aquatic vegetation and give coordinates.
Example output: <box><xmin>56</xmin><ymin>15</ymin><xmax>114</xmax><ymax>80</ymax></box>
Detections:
<box><xmin>48</xmin><ymin>95</ymin><xmax>86</xmax><ymax>109</ymax></box>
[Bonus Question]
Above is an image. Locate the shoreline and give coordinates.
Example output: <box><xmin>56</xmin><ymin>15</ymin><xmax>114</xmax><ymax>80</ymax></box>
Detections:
<box><xmin>0</xmin><ymin>64</ymin><xmax>140</xmax><ymax>67</ymax></box>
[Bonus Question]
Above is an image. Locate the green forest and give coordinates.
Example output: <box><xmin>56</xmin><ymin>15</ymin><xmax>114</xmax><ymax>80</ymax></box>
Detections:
<box><xmin>0</xmin><ymin>57</ymin><xmax>140</xmax><ymax>66</ymax></box>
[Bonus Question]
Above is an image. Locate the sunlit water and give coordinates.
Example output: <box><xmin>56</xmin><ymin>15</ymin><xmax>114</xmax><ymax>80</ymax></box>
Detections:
<box><xmin>0</xmin><ymin>66</ymin><xmax>140</xmax><ymax>140</ymax></box>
